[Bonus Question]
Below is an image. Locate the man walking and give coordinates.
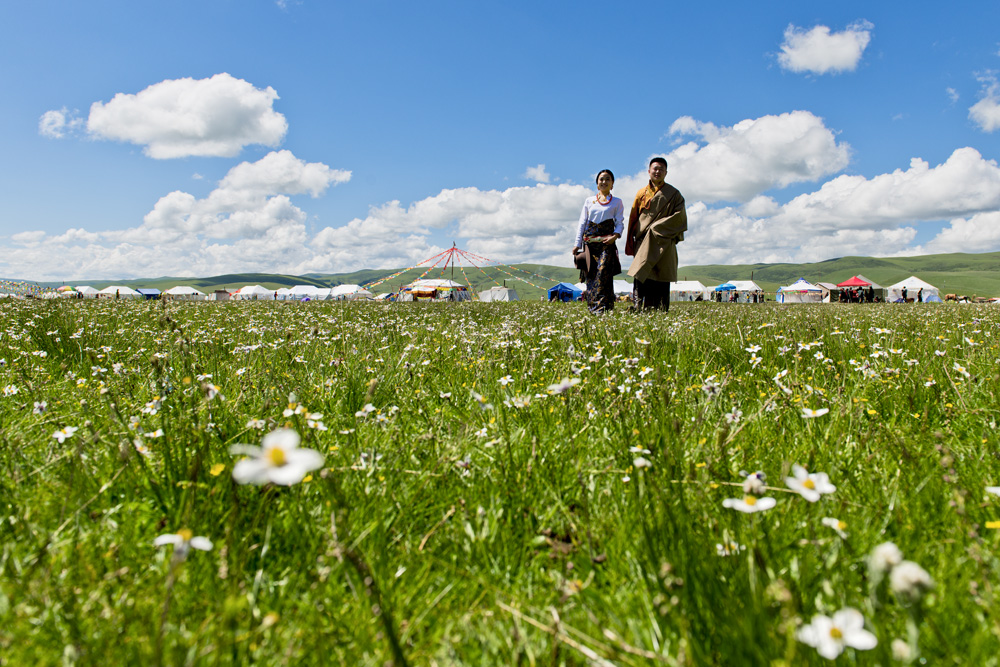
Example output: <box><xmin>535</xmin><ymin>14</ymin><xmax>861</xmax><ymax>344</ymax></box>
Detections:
<box><xmin>624</xmin><ymin>157</ymin><xmax>687</xmax><ymax>311</ymax></box>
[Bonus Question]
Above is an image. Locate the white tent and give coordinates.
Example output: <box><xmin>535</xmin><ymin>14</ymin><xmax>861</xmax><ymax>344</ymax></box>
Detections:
<box><xmin>330</xmin><ymin>284</ymin><xmax>373</xmax><ymax>300</ymax></box>
<box><xmin>348</xmin><ymin>289</ymin><xmax>373</xmax><ymax>301</ymax></box>
<box><xmin>777</xmin><ymin>278</ymin><xmax>824</xmax><ymax>303</ymax></box>
<box><xmin>887</xmin><ymin>276</ymin><xmax>940</xmax><ymax>302</ymax></box>
<box><xmin>235</xmin><ymin>285</ymin><xmax>274</xmax><ymax>300</ymax></box>
<box><xmin>287</xmin><ymin>285</ymin><xmax>322</xmax><ymax>300</ymax></box>
<box><xmin>163</xmin><ymin>286</ymin><xmax>207</xmax><ymax>301</ymax></box>
<box><xmin>670</xmin><ymin>280</ymin><xmax>707</xmax><ymax>302</ymax></box>
<box><xmin>612</xmin><ymin>280</ymin><xmax>633</xmax><ymax>296</ymax></box>
<box><xmin>275</xmin><ymin>287</ymin><xmax>292</xmax><ymax>301</ymax></box>
<box><xmin>479</xmin><ymin>286</ymin><xmax>520</xmax><ymax>302</ymax></box>
<box><xmin>98</xmin><ymin>285</ymin><xmax>140</xmax><ymax>299</ymax></box>
<box><xmin>75</xmin><ymin>285</ymin><xmax>99</xmax><ymax>298</ymax></box>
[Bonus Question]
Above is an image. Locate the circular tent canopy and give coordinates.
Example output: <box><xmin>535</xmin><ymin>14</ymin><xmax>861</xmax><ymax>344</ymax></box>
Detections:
<box><xmin>404</xmin><ymin>278</ymin><xmax>471</xmax><ymax>301</ymax></box>
<box><xmin>714</xmin><ymin>283</ymin><xmax>737</xmax><ymax>291</ymax></box>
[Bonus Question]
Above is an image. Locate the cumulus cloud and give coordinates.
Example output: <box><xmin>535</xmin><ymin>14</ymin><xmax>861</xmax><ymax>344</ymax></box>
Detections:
<box><xmin>771</xmin><ymin>147</ymin><xmax>1000</xmax><ymax>231</ymax></box>
<box><xmin>309</xmin><ymin>183</ymin><xmax>589</xmax><ymax>271</ymax></box>
<box><xmin>969</xmin><ymin>73</ymin><xmax>1000</xmax><ymax>132</ymax></box>
<box><xmin>778</xmin><ymin>21</ymin><xmax>873</xmax><ymax>75</ymax></box>
<box><xmin>86</xmin><ymin>73</ymin><xmax>288</xmax><ymax>158</ymax></box>
<box><xmin>920</xmin><ymin>211</ymin><xmax>1000</xmax><ymax>254</ymax></box>
<box><xmin>523</xmin><ymin>164</ymin><xmax>550</xmax><ymax>183</ymax></box>
<box><xmin>671</xmin><ymin>147</ymin><xmax>1000</xmax><ymax>266</ymax></box>
<box><xmin>663</xmin><ymin>111</ymin><xmax>850</xmax><ymax>202</ymax></box>
<box><xmin>38</xmin><ymin>108</ymin><xmax>83</xmax><ymax>139</ymax></box>
<box><xmin>1</xmin><ymin>150</ymin><xmax>349</xmax><ymax>280</ymax></box>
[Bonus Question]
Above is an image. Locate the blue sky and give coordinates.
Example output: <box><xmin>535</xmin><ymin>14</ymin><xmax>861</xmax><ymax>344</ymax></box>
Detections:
<box><xmin>2</xmin><ymin>0</ymin><xmax>998</xmax><ymax>281</ymax></box>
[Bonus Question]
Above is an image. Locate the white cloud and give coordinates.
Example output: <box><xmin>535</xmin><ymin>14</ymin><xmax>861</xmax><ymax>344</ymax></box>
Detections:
<box><xmin>920</xmin><ymin>211</ymin><xmax>1000</xmax><ymax>254</ymax></box>
<box><xmin>0</xmin><ymin>150</ymin><xmax>349</xmax><ymax>280</ymax></box>
<box><xmin>946</xmin><ymin>87</ymin><xmax>960</xmax><ymax>103</ymax></box>
<box><xmin>308</xmin><ymin>183</ymin><xmax>589</xmax><ymax>272</ymax></box>
<box><xmin>11</xmin><ymin>231</ymin><xmax>46</xmax><ymax>244</ymax></box>
<box><xmin>523</xmin><ymin>164</ymin><xmax>550</xmax><ymax>183</ymax></box>
<box><xmin>778</xmin><ymin>21</ymin><xmax>873</xmax><ymax>75</ymax></box>
<box><xmin>38</xmin><ymin>108</ymin><xmax>83</xmax><ymax>139</ymax></box>
<box><xmin>664</xmin><ymin>111</ymin><xmax>850</xmax><ymax>202</ymax></box>
<box><xmin>86</xmin><ymin>73</ymin><xmax>288</xmax><ymax>158</ymax></box>
<box><xmin>969</xmin><ymin>73</ymin><xmax>1000</xmax><ymax>132</ymax></box>
<box><xmin>668</xmin><ymin>146</ymin><xmax>1000</xmax><ymax>267</ymax></box>
<box><xmin>771</xmin><ymin>147</ymin><xmax>1000</xmax><ymax>231</ymax></box>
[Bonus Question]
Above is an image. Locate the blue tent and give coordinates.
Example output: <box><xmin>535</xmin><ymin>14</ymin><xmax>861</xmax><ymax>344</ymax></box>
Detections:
<box><xmin>714</xmin><ymin>283</ymin><xmax>737</xmax><ymax>291</ymax></box>
<box><xmin>136</xmin><ymin>288</ymin><xmax>161</xmax><ymax>300</ymax></box>
<box><xmin>548</xmin><ymin>282</ymin><xmax>583</xmax><ymax>302</ymax></box>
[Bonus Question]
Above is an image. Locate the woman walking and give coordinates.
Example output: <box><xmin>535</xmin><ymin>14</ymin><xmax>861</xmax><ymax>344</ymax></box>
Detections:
<box><xmin>572</xmin><ymin>169</ymin><xmax>624</xmax><ymax>313</ymax></box>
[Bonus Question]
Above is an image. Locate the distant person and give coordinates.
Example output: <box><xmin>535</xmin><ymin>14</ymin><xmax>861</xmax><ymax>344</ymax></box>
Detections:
<box><xmin>625</xmin><ymin>157</ymin><xmax>686</xmax><ymax>311</ymax></box>
<box><xmin>917</xmin><ymin>287</ymin><xmax>923</xmax><ymax>303</ymax></box>
<box><xmin>572</xmin><ymin>169</ymin><xmax>624</xmax><ymax>314</ymax></box>
<box><xmin>902</xmin><ymin>285</ymin><xmax>908</xmax><ymax>302</ymax></box>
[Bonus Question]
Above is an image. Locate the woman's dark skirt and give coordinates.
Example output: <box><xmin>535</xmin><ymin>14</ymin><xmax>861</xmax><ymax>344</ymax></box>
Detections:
<box><xmin>582</xmin><ymin>219</ymin><xmax>621</xmax><ymax>314</ymax></box>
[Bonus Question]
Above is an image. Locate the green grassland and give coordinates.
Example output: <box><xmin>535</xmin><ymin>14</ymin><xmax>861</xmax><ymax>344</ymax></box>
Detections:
<box><xmin>2</xmin><ymin>298</ymin><xmax>999</xmax><ymax>664</ymax></box>
<box><xmin>28</xmin><ymin>251</ymin><xmax>1000</xmax><ymax>300</ymax></box>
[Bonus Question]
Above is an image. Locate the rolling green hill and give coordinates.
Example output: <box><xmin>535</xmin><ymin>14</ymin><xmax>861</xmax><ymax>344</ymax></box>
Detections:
<box><xmin>22</xmin><ymin>251</ymin><xmax>1000</xmax><ymax>300</ymax></box>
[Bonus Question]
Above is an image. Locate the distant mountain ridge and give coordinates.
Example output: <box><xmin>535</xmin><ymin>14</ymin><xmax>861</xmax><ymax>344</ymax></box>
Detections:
<box><xmin>21</xmin><ymin>251</ymin><xmax>1000</xmax><ymax>299</ymax></box>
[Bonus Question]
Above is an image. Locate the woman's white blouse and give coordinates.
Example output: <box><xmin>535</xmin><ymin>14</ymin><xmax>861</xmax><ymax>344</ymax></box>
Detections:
<box><xmin>575</xmin><ymin>196</ymin><xmax>625</xmax><ymax>248</ymax></box>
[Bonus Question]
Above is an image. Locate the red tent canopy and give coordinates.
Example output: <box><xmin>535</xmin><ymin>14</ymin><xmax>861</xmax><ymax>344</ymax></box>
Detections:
<box><xmin>837</xmin><ymin>276</ymin><xmax>871</xmax><ymax>287</ymax></box>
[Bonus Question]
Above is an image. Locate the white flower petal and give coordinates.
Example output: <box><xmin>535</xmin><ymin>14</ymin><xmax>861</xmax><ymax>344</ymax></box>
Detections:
<box><xmin>189</xmin><ymin>536</ymin><xmax>213</xmax><ymax>551</ymax></box>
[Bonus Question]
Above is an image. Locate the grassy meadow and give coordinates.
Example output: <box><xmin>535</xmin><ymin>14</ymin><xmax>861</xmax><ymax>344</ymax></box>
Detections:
<box><xmin>2</xmin><ymin>298</ymin><xmax>1000</xmax><ymax>665</ymax></box>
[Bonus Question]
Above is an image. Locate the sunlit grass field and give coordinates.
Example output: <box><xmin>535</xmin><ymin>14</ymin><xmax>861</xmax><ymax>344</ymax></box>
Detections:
<box><xmin>2</xmin><ymin>298</ymin><xmax>999</xmax><ymax>665</ymax></box>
